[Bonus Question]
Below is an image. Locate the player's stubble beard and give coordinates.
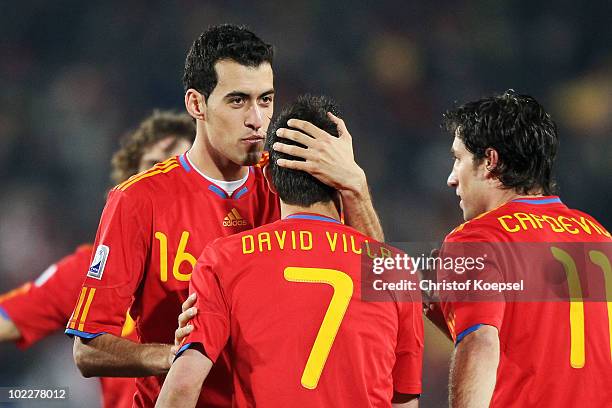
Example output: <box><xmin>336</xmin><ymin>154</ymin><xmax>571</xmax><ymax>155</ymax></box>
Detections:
<box><xmin>243</xmin><ymin>149</ymin><xmax>263</xmax><ymax>166</ymax></box>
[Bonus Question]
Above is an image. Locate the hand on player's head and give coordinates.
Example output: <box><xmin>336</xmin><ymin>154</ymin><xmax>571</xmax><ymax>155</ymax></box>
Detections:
<box><xmin>271</xmin><ymin>97</ymin><xmax>365</xmax><ymax>194</ymax></box>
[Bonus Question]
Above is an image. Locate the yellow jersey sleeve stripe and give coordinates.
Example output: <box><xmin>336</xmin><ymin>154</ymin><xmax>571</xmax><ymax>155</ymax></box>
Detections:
<box><xmin>153</xmin><ymin>158</ymin><xmax>179</xmax><ymax>171</ymax></box>
<box><xmin>119</xmin><ymin>163</ymin><xmax>180</xmax><ymax>191</ymax></box>
<box><xmin>68</xmin><ymin>287</ymin><xmax>88</xmax><ymax>329</ymax></box>
<box><xmin>116</xmin><ymin>158</ymin><xmax>178</xmax><ymax>190</ymax></box>
<box><xmin>118</xmin><ymin>162</ymin><xmax>179</xmax><ymax>191</ymax></box>
<box><xmin>77</xmin><ymin>288</ymin><xmax>97</xmax><ymax>331</ymax></box>
<box><xmin>158</xmin><ymin>157</ymin><xmax>178</xmax><ymax>166</ymax></box>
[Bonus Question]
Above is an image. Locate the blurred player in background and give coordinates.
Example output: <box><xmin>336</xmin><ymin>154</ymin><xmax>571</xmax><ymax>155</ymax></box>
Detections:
<box><xmin>67</xmin><ymin>24</ymin><xmax>382</xmax><ymax>408</ymax></box>
<box><xmin>157</xmin><ymin>95</ymin><xmax>423</xmax><ymax>408</ymax></box>
<box><xmin>0</xmin><ymin>110</ymin><xmax>195</xmax><ymax>408</ymax></box>
<box><xmin>439</xmin><ymin>91</ymin><xmax>612</xmax><ymax>407</ymax></box>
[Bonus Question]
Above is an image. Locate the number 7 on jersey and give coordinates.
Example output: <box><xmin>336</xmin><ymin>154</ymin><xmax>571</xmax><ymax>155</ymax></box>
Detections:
<box><xmin>284</xmin><ymin>267</ymin><xmax>354</xmax><ymax>390</ymax></box>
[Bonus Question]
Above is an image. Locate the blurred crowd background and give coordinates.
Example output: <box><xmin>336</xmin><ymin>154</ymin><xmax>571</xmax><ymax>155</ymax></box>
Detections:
<box><xmin>0</xmin><ymin>1</ymin><xmax>610</xmax><ymax>406</ymax></box>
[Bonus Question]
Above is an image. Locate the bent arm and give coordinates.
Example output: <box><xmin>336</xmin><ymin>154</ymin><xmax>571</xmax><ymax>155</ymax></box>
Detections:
<box><xmin>73</xmin><ymin>333</ymin><xmax>171</xmax><ymax>377</ymax></box>
<box><xmin>340</xmin><ymin>175</ymin><xmax>384</xmax><ymax>241</ymax></box>
<box><xmin>449</xmin><ymin>325</ymin><xmax>499</xmax><ymax>408</ymax></box>
<box><xmin>155</xmin><ymin>348</ymin><xmax>213</xmax><ymax>408</ymax></box>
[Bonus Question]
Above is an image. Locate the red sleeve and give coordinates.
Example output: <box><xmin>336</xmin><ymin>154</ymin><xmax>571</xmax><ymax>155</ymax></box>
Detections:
<box><xmin>0</xmin><ymin>245</ymin><xmax>92</xmax><ymax>349</ymax></box>
<box><xmin>392</xmin><ymin>300</ymin><xmax>424</xmax><ymax>395</ymax></box>
<box><xmin>65</xmin><ymin>188</ymin><xmax>152</xmax><ymax>338</ymax></box>
<box><xmin>440</xmin><ymin>225</ymin><xmax>505</xmax><ymax>344</ymax></box>
<box><xmin>180</xmin><ymin>246</ymin><xmax>230</xmax><ymax>363</ymax></box>
<box><xmin>442</xmin><ymin>301</ymin><xmax>504</xmax><ymax>344</ymax></box>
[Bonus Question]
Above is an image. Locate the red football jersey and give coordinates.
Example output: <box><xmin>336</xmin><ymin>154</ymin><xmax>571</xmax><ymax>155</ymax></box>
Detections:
<box><xmin>181</xmin><ymin>213</ymin><xmax>423</xmax><ymax>407</ymax></box>
<box><xmin>99</xmin><ymin>377</ymin><xmax>137</xmax><ymax>408</ymax></box>
<box><xmin>1</xmin><ymin>244</ymin><xmax>93</xmax><ymax>349</ymax></box>
<box><xmin>440</xmin><ymin>196</ymin><xmax>612</xmax><ymax>407</ymax></box>
<box><xmin>0</xmin><ymin>244</ymin><xmax>138</xmax><ymax>408</ymax></box>
<box><xmin>65</xmin><ymin>154</ymin><xmax>280</xmax><ymax>407</ymax></box>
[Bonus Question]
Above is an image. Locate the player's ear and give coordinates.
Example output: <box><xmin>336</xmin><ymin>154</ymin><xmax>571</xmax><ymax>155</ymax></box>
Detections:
<box><xmin>484</xmin><ymin>147</ymin><xmax>499</xmax><ymax>178</ymax></box>
<box><xmin>185</xmin><ymin>89</ymin><xmax>206</xmax><ymax>122</ymax></box>
<box><xmin>262</xmin><ymin>165</ymin><xmax>278</xmax><ymax>195</ymax></box>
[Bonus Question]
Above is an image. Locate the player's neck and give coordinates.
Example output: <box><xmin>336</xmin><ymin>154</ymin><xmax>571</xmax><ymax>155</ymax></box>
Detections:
<box><xmin>188</xmin><ymin>137</ymin><xmax>247</xmax><ymax>181</ymax></box>
<box><xmin>280</xmin><ymin>201</ymin><xmax>340</xmax><ymax>222</ymax></box>
<box><xmin>486</xmin><ymin>189</ymin><xmax>546</xmax><ymax>211</ymax></box>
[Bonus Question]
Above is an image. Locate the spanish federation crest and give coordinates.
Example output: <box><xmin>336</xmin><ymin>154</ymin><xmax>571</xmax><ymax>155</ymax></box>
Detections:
<box><xmin>88</xmin><ymin>245</ymin><xmax>109</xmax><ymax>280</ymax></box>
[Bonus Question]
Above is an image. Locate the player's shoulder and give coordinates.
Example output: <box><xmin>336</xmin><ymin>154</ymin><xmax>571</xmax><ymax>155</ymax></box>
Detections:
<box><xmin>565</xmin><ymin>207</ymin><xmax>611</xmax><ymax>240</ymax></box>
<box><xmin>112</xmin><ymin>156</ymin><xmax>184</xmax><ymax>196</ymax></box>
<box><xmin>194</xmin><ymin>232</ymin><xmax>250</xmax><ymax>280</ymax></box>
<box><xmin>75</xmin><ymin>243</ymin><xmax>94</xmax><ymax>253</ymax></box>
<box><xmin>446</xmin><ymin>205</ymin><xmax>511</xmax><ymax>242</ymax></box>
<box><xmin>334</xmin><ymin>221</ymin><xmax>377</xmax><ymax>242</ymax></box>
<box><xmin>52</xmin><ymin>243</ymin><xmax>93</xmax><ymax>267</ymax></box>
<box><xmin>73</xmin><ymin>243</ymin><xmax>94</xmax><ymax>260</ymax></box>
<box><xmin>568</xmin><ymin>207</ymin><xmax>609</xmax><ymax>228</ymax></box>
<box><xmin>29</xmin><ymin>243</ymin><xmax>94</xmax><ymax>288</ymax></box>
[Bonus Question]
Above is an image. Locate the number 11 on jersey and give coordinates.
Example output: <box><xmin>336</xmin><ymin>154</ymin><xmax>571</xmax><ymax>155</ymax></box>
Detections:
<box><xmin>551</xmin><ymin>247</ymin><xmax>612</xmax><ymax>368</ymax></box>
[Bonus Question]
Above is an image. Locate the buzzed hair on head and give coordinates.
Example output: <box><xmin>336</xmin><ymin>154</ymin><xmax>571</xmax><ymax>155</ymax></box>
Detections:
<box><xmin>266</xmin><ymin>94</ymin><xmax>340</xmax><ymax>206</ymax></box>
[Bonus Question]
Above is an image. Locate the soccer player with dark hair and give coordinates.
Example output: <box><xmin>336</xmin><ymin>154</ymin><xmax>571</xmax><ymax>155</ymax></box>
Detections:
<box><xmin>438</xmin><ymin>90</ymin><xmax>612</xmax><ymax>407</ymax></box>
<box><xmin>67</xmin><ymin>25</ymin><xmax>382</xmax><ymax>407</ymax></box>
<box><xmin>156</xmin><ymin>95</ymin><xmax>423</xmax><ymax>408</ymax></box>
<box><xmin>0</xmin><ymin>110</ymin><xmax>194</xmax><ymax>408</ymax></box>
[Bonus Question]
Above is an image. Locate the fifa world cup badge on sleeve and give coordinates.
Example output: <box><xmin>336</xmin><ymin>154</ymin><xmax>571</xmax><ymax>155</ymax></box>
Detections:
<box><xmin>88</xmin><ymin>245</ymin><xmax>109</xmax><ymax>280</ymax></box>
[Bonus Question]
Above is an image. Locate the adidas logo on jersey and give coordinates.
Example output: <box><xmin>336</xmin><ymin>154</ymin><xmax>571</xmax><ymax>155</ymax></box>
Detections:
<box><xmin>223</xmin><ymin>208</ymin><xmax>248</xmax><ymax>227</ymax></box>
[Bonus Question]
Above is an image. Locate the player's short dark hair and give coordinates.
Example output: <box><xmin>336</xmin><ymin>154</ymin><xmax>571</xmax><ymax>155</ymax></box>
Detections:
<box><xmin>443</xmin><ymin>90</ymin><xmax>558</xmax><ymax>195</ymax></box>
<box><xmin>182</xmin><ymin>24</ymin><xmax>274</xmax><ymax>97</ymax></box>
<box><xmin>266</xmin><ymin>95</ymin><xmax>340</xmax><ymax>206</ymax></box>
<box><xmin>111</xmin><ymin>110</ymin><xmax>195</xmax><ymax>184</ymax></box>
